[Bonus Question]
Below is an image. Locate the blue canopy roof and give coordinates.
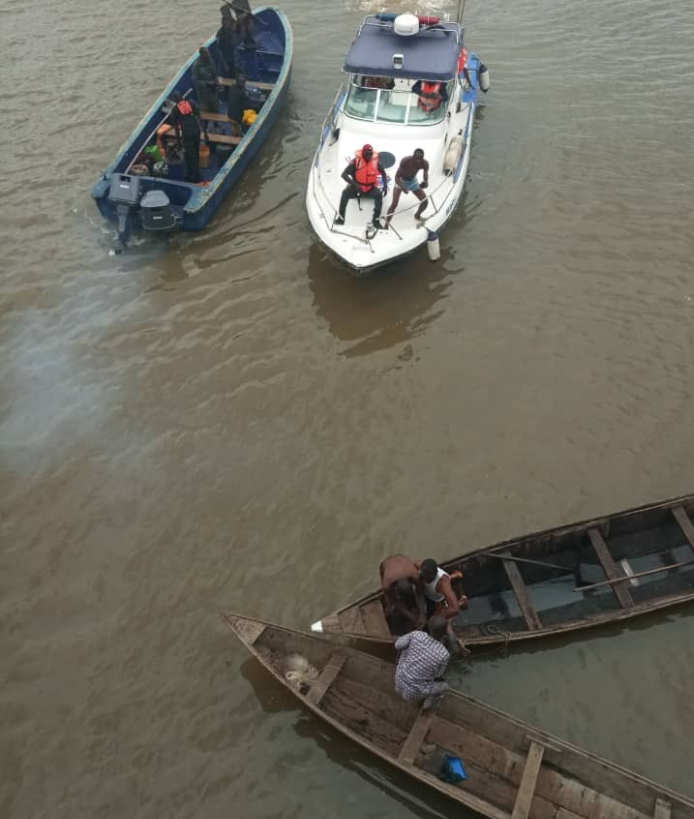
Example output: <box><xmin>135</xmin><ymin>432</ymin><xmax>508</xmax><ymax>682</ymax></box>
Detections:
<box><xmin>343</xmin><ymin>17</ymin><xmax>462</xmax><ymax>82</ymax></box>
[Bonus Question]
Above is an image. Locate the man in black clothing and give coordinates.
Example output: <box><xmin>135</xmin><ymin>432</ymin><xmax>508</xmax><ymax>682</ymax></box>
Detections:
<box><xmin>216</xmin><ymin>14</ymin><xmax>239</xmax><ymax>78</ymax></box>
<box><xmin>169</xmin><ymin>93</ymin><xmax>208</xmax><ymax>183</ymax></box>
<box><xmin>226</xmin><ymin>73</ymin><xmax>258</xmax><ymax>130</ymax></box>
<box><xmin>192</xmin><ymin>47</ymin><xmax>219</xmax><ymax>112</ymax></box>
<box><xmin>335</xmin><ymin>143</ymin><xmax>388</xmax><ymax>228</ymax></box>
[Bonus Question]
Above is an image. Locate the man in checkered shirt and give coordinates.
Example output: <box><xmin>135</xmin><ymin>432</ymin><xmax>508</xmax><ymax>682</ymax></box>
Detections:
<box><xmin>394</xmin><ymin>616</ymin><xmax>450</xmax><ymax>711</ymax></box>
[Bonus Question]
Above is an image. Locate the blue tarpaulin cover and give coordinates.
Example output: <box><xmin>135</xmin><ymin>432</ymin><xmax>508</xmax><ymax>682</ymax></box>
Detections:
<box><xmin>343</xmin><ymin>17</ymin><xmax>463</xmax><ymax>82</ymax></box>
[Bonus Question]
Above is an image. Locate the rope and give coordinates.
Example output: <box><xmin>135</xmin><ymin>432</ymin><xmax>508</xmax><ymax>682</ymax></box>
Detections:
<box><xmin>485</xmin><ymin>624</ymin><xmax>512</xmax><ymax>657</ymax></box>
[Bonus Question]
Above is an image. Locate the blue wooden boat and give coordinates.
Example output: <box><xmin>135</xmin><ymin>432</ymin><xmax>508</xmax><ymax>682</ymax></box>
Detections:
<box><xmin>92</xmin><ymin>6</ymin><xmax>292</xmax><ymax>241</ymax></box>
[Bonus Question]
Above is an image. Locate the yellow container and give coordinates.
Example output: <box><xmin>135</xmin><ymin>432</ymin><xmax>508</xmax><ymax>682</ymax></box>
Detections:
<box><xmin>199</xmin><ymin>143</ymin><xmax>210</xmax><ymax>170</ymax></box>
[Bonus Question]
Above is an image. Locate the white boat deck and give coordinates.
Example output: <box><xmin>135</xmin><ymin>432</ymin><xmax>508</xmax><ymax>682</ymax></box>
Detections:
<box><xmin>307</xmin><ymin>75</ymin><xmax>477</xmax><ymax>272</ymax></box>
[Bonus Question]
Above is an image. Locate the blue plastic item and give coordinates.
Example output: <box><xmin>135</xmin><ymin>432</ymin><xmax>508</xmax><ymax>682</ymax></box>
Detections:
<box><xmin>440</xmin><ymin>755</ymin><xmax>468</xmax><ymax>783</ymax></box>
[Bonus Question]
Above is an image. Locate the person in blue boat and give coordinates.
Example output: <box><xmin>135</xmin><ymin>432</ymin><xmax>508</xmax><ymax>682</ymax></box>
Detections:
<box><xmin>386</xmin><ymin>148</ymin><xmax>430</xmax><ymax>225</ymax></box>
<box><xmin>216</xmin><ymin>14</ymin><xmax>239</xmax><ymax>79</ymax></box>
<box><xmin>169</xmin><ymin>93</ymin><xmax>208</xmax><ymax>183</ymax></box>
<box><xmin>226</xmin><ymin>72</ymin><xmax>262</xmax><ymax>132</ymax></box>
<box><xmin>395</xmin><ymin>615</ymin><xmax>450</xmax><ymax>711</ymax></box>
<box><xmin>193</xmin><ymin>47</ymin><xmax>219</xmax><ymax>113</ymax></box>
<box><xmin>220</xmin><ymin>2</ymin><xmax>256</xmax><ymax>48</ymax></box>
<box><xmin>334</xmin><ymin>144</ymin><xmax>388</xmax><ymax>229</ymax></box>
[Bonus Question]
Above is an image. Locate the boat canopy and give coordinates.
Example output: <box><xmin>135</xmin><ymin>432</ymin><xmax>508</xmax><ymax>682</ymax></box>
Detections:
<box><xmin>343</xmin><ymin>16</ymin><xmax>462</xmax><ymax>82</ymax></box>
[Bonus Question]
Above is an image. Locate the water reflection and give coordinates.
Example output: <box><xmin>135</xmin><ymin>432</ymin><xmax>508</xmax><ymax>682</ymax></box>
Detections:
<box><xmin>307</xmin><ymin>242</ymin><xmax>453</xmax><ymax>357</ymax></box>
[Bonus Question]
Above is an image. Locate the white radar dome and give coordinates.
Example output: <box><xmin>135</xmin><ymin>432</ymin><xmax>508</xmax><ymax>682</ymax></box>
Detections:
<box><xmin>393</xmin><ymin>13</ymin><xmax>420</xmax><ymax>36</ymax></box>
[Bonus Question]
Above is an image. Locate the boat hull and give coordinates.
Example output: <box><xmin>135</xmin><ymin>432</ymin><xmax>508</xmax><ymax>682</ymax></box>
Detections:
<box><xmin>311</xmin><ymin>493</ymin><xmax>694</xmax><ymax>647</ymax></box>
<box><xmin>92</xmin><ymin>7</ymin><xmax>292</xmax><ymax>233</ymax></box>
<box><xmin>225</xmin><ymin>614</ymin><xmax>694</xmax><ymax>819</ymax></box>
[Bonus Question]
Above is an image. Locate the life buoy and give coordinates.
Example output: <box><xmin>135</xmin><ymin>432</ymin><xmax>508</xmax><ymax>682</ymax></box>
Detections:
<box><xmin>354</xmin><ymin>149</ymin><xmax>380</xmax><ymax>192</ymax></box>
<box><xmin>457</xmin><ymin>48</ymin><xmax>468</xmax><ymax>74</ymax></box>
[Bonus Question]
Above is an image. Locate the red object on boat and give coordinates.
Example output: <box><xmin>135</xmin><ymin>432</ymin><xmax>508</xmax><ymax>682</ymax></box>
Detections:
<box><xmin>457</xmin><ymin>48</ymin><xmax>468</xmax><ymax>72</ymax></box>
<box><xmin>418</xmin><ymin>15</ymin><xmax>440</xmax><ymax>24</ymax></box>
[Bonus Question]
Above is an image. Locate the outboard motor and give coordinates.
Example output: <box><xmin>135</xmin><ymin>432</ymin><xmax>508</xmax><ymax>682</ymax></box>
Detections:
<box><xmin>139</xmin><ymin>190</ymin><xmax>176</xmax><ymax>233</ymax></box>
<box><xmin>479</xmin><ymin>63</ymin><xmax>491</xmax><ymax>93</ymax></box>
<box><xmin>108</xmin><ymin>174</ymin><xmax>141</xmax><ymax>245</ymax></box>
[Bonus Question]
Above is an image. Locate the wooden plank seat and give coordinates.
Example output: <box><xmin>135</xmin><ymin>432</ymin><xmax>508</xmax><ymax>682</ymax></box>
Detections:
<box><xmin>398</xmin><ymin>708</ymin><xmax>435</xmax><ymax>764</ymax></box>
<box><xmin>654</xmin><ymin>798</ymin><xmax>672</xmax><ymax>819</ymax></box>
<box><xmin>672</xmin><ymin>506</ymin><xmax>694</xmax><ymax>555</ymax></box>
<box><xmin>502</xmin><ymin>554</ymin><xmax>542</xmax><ymax>631</ymax></box>
<box><xmin>305</xmin><ymin>651</ymin><xmax>347</xmax><ymax>706</ymax></box>
<box><xmin>206</xmin><ymin>133</ymin><xmax>242</xmax><ymax>146</ymax></box>
<box><xmin>511</xmin><ymin>740</ymin><xmax>545</xmax><ymax>819</ymax></box>
<box><xmin>200</xmin><ymin>111</ymin><xmax>238</xmax><ymax>124</ymax></box>
<box><xmin>217</xmin><ymin>76</ymin><xmax>275</xmax><ymax>91</ymax></box>
<box><xmin>588</xmin><ymin>528</ymin><xmax>634</xmax><ymax>609</ymax></box>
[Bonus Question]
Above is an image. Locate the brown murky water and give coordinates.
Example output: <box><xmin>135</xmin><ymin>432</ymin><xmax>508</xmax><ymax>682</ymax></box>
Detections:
<box><xmin>2</xmin><ymin>0</ymin><xmax>694</xmax><ymax>816</ymax></box>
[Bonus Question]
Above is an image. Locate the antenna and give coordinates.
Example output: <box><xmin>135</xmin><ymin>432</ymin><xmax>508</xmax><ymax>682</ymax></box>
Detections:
<box><xmin>456</xmin><ymin>0</ymin><xmax>467</xmax><ymax>24</ymax></box>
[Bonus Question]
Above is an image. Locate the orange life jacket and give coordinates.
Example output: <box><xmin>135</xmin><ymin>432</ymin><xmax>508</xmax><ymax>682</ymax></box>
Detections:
<box><xmin>176</xmin><ymin>100</ymin><xmax>193</xmax><ymax>115</ymax></box>
<box><xmin>457</xmin><ymin>48</ymin><xmax>468</xmax><ymax>74</ymax></box>
<box><xmin>354</xmin><ymin>149</ymin><xmax>380</xmax><ymax>192</ymax></box>
<box><xmin>417</xmin><ymin>81</ymin><xmax>443</xmax><ymax>113</ymax></box>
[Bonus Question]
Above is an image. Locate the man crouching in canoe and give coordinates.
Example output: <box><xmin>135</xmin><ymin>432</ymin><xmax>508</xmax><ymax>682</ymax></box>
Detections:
<box><xmin>417</xmin><ymin>558</ymin><xmax>470</xmax><ymax>657</ymax></box>
<box><xmin>379</xmin><ymin>554</ymin><xmax>427</xmax><ymax>634</ymax></box>
<box><xmin>395</xmin><ymin>615</ymin><xmax>450</xmax><ymax>711</ymax></box>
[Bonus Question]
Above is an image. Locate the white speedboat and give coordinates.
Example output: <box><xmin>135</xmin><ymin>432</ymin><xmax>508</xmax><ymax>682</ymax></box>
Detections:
<box><xmin>306</xmin><ymin>11</ymin><xmax>489</xmax><ymax>274</ymax></box>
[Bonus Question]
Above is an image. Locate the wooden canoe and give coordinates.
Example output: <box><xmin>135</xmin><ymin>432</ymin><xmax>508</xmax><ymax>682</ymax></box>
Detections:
<box><xmin>311</xmin><ymin>493</ymin><xmax>694</xmax><ymax>647</ymax></box>
<box><xmin>224</xmin><ymin>613</ymin><xmax>694</xmax><ymax>819</ymax></box>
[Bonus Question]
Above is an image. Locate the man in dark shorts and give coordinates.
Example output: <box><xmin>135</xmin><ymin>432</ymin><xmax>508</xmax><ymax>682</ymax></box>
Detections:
<box><xmin>334</xmin><ymin>144</ymin><xmax>388</xmax><ymax>229</ymax></box>
<box><xmin>169</xmin><ymin>93</ymin><xmax>208</xmax><ymax>183</ymax></box>
<box><xmin>386</xmin><ymin>148</ymin><xmax>429</xmax><ymax>225</ymax></box>
<box><xmin>379</xmin><ymin>554</ymin><xmax>427</xmax><ymax>634</ymax></box>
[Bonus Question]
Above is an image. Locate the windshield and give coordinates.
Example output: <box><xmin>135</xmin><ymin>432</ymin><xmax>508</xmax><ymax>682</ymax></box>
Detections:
<box><xmin>343</xmin><ymin>77</ymin><xmax>453</xmax><ymax>125</ymax></box>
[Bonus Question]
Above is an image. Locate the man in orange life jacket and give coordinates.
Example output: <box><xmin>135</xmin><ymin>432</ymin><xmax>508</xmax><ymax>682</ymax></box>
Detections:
<box><xmin>334</xmin><ymin>144</ymin><xmax>388</xmax><ymax>228</ymax></box>
<box><xmin>412</xmin><ymin>79</ymin><xmax>448</xmax><ymax>114</ymax></box>
<box><xmin>169</xmin><ymin>92</ymin><xmax>208</xmax><ymax>184</ymax></box>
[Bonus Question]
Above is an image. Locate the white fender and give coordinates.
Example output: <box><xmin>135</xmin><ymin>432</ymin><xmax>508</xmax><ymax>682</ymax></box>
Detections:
<box><xmin>427</xmin><ymin>231</ymin><xmax>441</xmax><ymax>261</ymax></box>
<box><xmin>479</xmin><ymin>63</ymin><xmax>490</xmax><ymax>93</ymax></box>
<box><xmin>443</xmin><ymin>136</ymin><xmax>464</xmax><ymax>176</ymax></box>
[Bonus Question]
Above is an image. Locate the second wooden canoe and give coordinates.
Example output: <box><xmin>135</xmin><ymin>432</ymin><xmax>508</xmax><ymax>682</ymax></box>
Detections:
<box><xmin>311</xmin><ymin>493</ymin><xmax>694</xmax><ymax>647</ymax></box>
<box><xmin>225</xmin><ymin>612</ymin><xmax>694</xmax><ymax>819</ymax></box>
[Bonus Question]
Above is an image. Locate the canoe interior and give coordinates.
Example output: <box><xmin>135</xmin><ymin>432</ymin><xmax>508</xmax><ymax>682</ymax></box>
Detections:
<box><xmin>452</xmin><ymin>497</ymin><xmax>694</xmax><ymax>640</ymax></box>
<box><xmin>237</xmin><ymin>619</ymin><xmax>694</xmax><ymax>819</ymax></box>
<box><xmin>333</xmin><ymin>495</ymin><xmax>694</xmax><ymax>643</ymax></box>
<box><xmin>99</xmin><ymin>8</ymin><xmax>286</xmax><ymax>213</ymax></box>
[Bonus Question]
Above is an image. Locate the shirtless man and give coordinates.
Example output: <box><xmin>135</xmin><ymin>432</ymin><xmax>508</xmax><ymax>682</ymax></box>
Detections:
<box><xmin>417</xmin><ymin>558</ymin><xmax>470</xmax><ymax>656</ymax></box>
<box><xmin>379</xmin><ymin>554</ymin><xmax>427</xmax><ymax>634</ymax></box>
<box><xmin>386</xmin><ymin>148</ymin><xmax>429</xmax><ymax>224</ymax></box>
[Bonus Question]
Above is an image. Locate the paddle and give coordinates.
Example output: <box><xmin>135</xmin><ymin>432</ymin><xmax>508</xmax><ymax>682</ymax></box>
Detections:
<box><xmin>574</xmin><ymin>559</ymin><xmax>694</xmax><ymax>593</ymax></box>
<box><xmin>485</xmin><ymin>553</ymin><xmax>567</xmax><ymax>572</ymax></box>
